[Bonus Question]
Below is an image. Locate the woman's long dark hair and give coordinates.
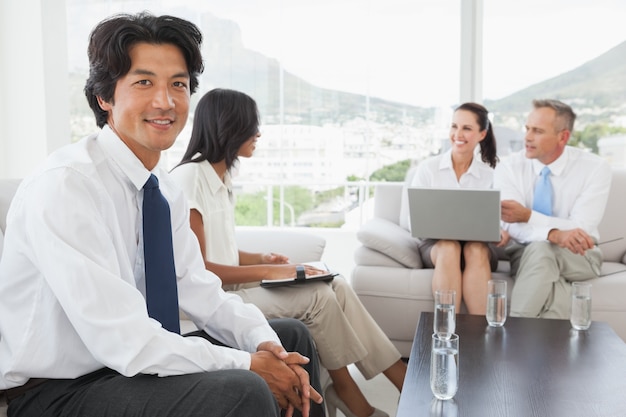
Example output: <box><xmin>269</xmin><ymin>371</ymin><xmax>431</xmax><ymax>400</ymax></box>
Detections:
<box><xmin>177</xmin><ymin>88</ymin><xmax>260</xmax><ymax>171</ymax></box>
<box><xmin>456</xmin><ymin>102</ymin><xmax>498</xmax><ymax>168</ymax></box>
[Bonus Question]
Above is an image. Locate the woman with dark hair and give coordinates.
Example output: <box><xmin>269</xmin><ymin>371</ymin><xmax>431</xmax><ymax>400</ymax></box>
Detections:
<box><xmin>171</xmin><ymin>88</ymin><xmax>406</xmax><ymax>417</ymax></box>
<box><xmin>406</xmin><ymin>102</ymin><xmax>509</xmax><ymax>314</ymax></box>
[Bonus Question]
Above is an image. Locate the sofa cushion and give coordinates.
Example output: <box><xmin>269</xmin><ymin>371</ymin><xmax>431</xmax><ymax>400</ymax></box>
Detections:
<box><xmin>601</xmin><ymin>261</ymin><xmax>626</xmax><ymax>278</ymax></box>
<box><xmin>354</xmin><ymin>246</ymin><xmax>406</xmax><ymax>268</ymax></box>
<box><xmin>597</xmin><ymin>169</ymin><xmax>626</xmax><ymax>262</ymax></box>
<box><xmin>357</xmin><ymin>218</ymin><xmax>422</xmax><ymax>268</ymax></box>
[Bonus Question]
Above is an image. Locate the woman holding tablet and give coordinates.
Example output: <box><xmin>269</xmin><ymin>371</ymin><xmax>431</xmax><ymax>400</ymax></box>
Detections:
<box><xmin>171</xmin><ymin>88</ymin><xmax>406</xmax><ymax>417</ymax></box>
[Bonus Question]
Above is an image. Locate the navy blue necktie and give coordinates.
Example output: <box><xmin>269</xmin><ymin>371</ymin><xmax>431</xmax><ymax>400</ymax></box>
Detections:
<box><xmin>533</xmin><ymin>166</ymin><xmax>553</xmax><ymax>216</ymax></box>
<box><xmin>143</xmin><ymin>174</ymin><xmax>180</xmax><ymax>333</ymax></box>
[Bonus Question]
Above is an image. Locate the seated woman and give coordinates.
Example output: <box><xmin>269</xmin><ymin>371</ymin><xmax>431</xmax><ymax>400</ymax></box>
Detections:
<box><xmin>170</xmin><ymin>88</ymin><xmax>406</xmax><ymax>417</ymax></box>
<box><xmin>406</xmin><ymin>102</ymin><xmax>509</xmax><ymax>314</ymax></box>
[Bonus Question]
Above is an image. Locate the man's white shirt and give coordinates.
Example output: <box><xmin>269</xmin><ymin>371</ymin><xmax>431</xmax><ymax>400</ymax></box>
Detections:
<box><xmin>0</xmin><ymin>126</ymin><xmax>280</xmax><ymax>389</ymax></box>
<box><xmin>494</xmin><ymin>146</ymin><xmax>612</xmax><ymax>243</ymax></box>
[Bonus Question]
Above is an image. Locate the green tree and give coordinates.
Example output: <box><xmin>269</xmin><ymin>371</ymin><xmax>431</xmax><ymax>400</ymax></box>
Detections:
<box><xmin>571</xmin><ymin>124</ymin><xmax>626</xmax><ymax>154</ymax></box>
<box><xmin>369</xmin><ymin>159</ymin><xmax>412</xmax><ymax>181</ymax></box>
<box><xmin>235</xmin><ymin>192</ymin><xmax>268</xmax><ymax>226</ymax></box>
<box><xmin>315</xmin><ymin>186</ymin><xmax>344</xmax><ymax>204</ymax></box>
<box><xmin>235</xmin><ymin>186</ymin><xmax>315</xmax><ymax>226</ymax></box>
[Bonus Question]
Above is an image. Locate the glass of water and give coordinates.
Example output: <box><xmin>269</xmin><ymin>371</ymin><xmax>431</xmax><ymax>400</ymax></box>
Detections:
<box><xmin>434</xmin><ymin>290</ymin><xmax>456</xmax><ymax>340</ymax></box>
<box><xmin>430</xmin><ymin>333</ymin><xmax>459</xmax><ymax>400</ymax></box>
<box><xmin>571</xmin><ymin>282</ymin><xmax>592</xmax><ymax>330</ymax></box>
<box><xmin>486</xmin><ymin>279</ymin><xmax>507</xmax><ymax>327</ymax></box>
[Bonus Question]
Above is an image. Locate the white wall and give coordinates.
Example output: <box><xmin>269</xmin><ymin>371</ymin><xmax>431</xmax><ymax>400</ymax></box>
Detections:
<box><xmin>0</xmin><ymin>0</ymin><xmax>69</xmax><ymax>179</ymax></box>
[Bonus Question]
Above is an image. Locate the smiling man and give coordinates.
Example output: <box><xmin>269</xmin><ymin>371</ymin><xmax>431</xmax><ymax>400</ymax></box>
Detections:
<box><xmin>0</xmin><ymin>12</ymin><xmax>323</xmax><ymax>417</ymax></box>
<box><xmin>494</xmin><ymin>99</ymin><xmax>612</xmax><ymax>319</ymax></box>
<box><xmin>95</xmin><ymin>42</ymin><xmax>191</xmax><ymax>169</ymax></box>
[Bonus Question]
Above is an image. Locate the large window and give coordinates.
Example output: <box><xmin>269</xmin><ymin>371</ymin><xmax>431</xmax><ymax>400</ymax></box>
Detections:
<box><xmin>66</xmin><ymin>0</ymin><xmax>459</xmax><ymax>227</ymax></box>
<box><xmin>64</xmin><ymin>0</ymin><xmax>626</xmax><ymax>228</ymax></box>
<box><xmin>482</xmin><ymin>0</ymin><xmax>626</xmax><ymax>161</ymax></box>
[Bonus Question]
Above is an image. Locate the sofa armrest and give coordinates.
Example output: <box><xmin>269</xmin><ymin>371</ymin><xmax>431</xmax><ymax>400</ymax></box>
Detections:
<box><xmin>373</xmin><ymin>183</ymin><xmax>404</xmax><ymax>223</ymax></box>
<box><xmin>235</xmin><ymin>227</ymin><xmax>326</xmax><ymax>263</ymax></box>
<box><xmin>356</xmin><ymin>218</ymin><xmax>422</xmax><ymax>268</ymax></box>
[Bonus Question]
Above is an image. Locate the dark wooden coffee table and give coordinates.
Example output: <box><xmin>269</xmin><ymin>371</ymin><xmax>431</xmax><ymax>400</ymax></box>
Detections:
<box><xmin>397</xmin><ymin>312</ymin><xmax>626</xmax><ymax>417</ymax></box>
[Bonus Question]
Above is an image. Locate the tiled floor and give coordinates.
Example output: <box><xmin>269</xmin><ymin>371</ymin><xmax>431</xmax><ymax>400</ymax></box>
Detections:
<box><xmin>301</xmin><ymin>227</ymin><xmax>401</xmax><ymax>416</ymax></box>
<box><xmin>346</xmin><ymin>364</ymin><xmax>400</xmax><ymax>417</ymax></box>
<box><xmin>315</xmin><ymin>228</ymin><xmax>401</xmax><ymax>416</ymax></box>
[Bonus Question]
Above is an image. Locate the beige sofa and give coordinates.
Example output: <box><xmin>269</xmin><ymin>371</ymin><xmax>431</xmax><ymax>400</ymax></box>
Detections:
<box><xmin>0</xmin><ymin>178</ymin><xmax>326</xmax><ymax>414</ymax></box>
<box><xmin>352</xmin><ymin>168</ymin><xmax>626</xmax><ymax>357</ymax></box>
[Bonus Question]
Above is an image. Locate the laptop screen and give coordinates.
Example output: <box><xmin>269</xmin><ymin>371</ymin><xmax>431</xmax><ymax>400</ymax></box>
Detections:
<box><xmin>408</xmin><ymin>187</ymin><xmax>501</xmax><ymax>242</ymax></box>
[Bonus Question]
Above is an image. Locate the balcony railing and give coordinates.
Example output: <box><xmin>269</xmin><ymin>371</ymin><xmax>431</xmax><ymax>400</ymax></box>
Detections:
<box><xmin>233</xmin><ymin>180</ymin><xmax>401</xmax><ymax>230</ymax></box>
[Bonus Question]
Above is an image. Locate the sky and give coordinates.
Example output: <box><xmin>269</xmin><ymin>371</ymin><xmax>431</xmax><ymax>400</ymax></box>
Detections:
<box><xmin>70</xmin><ymin>0</ymin><xmax>626</xmax><ymax>107</ymax></box>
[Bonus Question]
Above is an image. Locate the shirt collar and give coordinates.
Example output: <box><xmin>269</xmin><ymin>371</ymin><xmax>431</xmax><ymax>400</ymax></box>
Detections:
<box><xmin>97</xmin><ymin>125</ymin><xmax>161</xmax><ymax>190</ymax></box>
<box><xmin>438</xmin><ymin>148</ymin><xmax>484</xmax><ymax>179</ymax></box>
<box><xmin>203</xmin><ymin>160</ymin><xmax>232</xmax><ymax>196</ymax></box>
<box><xmin>532</xmin><ymin>146</ymin><xmax>570</xmax><ymax>177</ymax></box>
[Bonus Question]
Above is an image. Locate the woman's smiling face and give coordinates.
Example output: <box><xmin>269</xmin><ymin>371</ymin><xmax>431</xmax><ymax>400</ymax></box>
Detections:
<box><xmin>449</xmin><ymin>109</ymin><xmax>486</xmax><ymax>155</ymax></box>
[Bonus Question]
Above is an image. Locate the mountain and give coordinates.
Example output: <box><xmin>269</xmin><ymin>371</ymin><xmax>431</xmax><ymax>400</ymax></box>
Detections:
<box><xmin>198</xmin><ymin>11</ymin><xmax>626</xmax><ymax>127</ymax></box>
<box><xmin>197</xmin><ymin>13</ymin><xmax>434</xmax><ymax>127</ymax></box>
<box><xmin>486</xmin><ymin>41</ymin><xmax>626</xmax><ymax>124</ymax></box>
<box><xmin>69</xmin><ymin>11</ymin><xmax>625</xmax><ymax>129</ymax></box>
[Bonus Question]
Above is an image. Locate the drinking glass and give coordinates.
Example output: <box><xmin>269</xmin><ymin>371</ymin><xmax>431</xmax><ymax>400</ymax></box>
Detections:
<box><xmin>571</xmin><ymin>282</ymin><xmax>592</xmax><ymax>330</ymax></box>
<box><xmin>430</xmin><ymin>333</ymin><xmax>459</xmax><ymax>400</ymax></box>
<box><xmin>434</xmin><ymin>290</ymin><xmax>456</xmax><ymax>340</ymax></box>
<box><xmin>429</xmin><ymin>397</ymin><xmax>458</xmax><ymax>417</ymax></box>
<box><xmin>486</xmin><ymin>279</ymin><xmax>507</xmax><ymax>327</ymax></box>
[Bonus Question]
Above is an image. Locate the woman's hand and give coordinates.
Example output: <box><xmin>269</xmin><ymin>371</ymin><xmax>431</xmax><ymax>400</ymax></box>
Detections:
<box><xmin>496</xmin><ymin>228</ymin><xmax>510</xmax><ymax>247</ymax></box>
<box><xmin>264</xmin><ymin>264</ymin><xmax>328</xmax><ymax>280</ymax></box>
<box><xmin>261</xmin><ymin>252</ymin><xmax>290</xmax><ymax>264</ymax></box>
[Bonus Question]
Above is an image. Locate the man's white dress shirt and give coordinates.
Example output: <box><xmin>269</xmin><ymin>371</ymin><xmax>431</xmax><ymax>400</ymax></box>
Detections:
<box><xmin>0</xmin><ymin>126</ymin><xmax>280</xmax><ymax>389</ymax></box>
<box><xmin>494</xmin><ymin>146</ymin><xmax>612</xmax><ymax>243</ymax></box>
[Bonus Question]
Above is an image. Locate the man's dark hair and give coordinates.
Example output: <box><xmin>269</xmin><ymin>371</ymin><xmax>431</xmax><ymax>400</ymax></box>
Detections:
<box><xmin>84</xmin><ymin>12</ymin><xmax>204</xmax><ymax>128</ymax></box>
<box><xmin>176</xmin><ymin>88</ymin><xmax>260</xmax><ymax>172</ymax></box>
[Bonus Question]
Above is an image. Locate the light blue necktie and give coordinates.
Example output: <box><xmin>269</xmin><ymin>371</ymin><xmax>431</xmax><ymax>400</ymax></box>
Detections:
<box><xmin>143</xmin><ymin>174</ymin><xmax>180</xmax><ymax>333</ymax></box>
<box><xmin>533</xmin><ymin>166</ymin><xmax>553</xmax><ymax>216</ymax></box>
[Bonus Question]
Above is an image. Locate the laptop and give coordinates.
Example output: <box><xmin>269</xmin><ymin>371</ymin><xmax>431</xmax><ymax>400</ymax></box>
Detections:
<box><xmin>407</xmin><ymin>187</ymin><xmax>501</xmax><ymax>242</ymax></box>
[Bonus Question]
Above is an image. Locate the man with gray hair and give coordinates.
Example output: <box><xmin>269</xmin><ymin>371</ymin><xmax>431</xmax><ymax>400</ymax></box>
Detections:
<box><xmin>494</xmin><ymin>99</ymin><xmax>612</xmax><ymax>318</ymax></box>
